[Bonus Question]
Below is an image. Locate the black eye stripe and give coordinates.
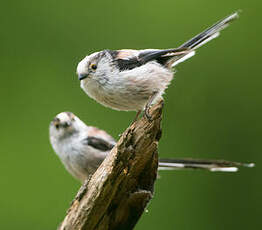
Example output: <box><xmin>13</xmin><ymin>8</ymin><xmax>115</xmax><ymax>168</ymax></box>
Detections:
<box><xmin>62</xmin><ymin>122</ymin><xmax>71</xmax><ymax>128</ymax></box>
<box><xmin>55</xmin><ymin>122</ymin><xmax>71</xmax><ymax>129</ymax></box>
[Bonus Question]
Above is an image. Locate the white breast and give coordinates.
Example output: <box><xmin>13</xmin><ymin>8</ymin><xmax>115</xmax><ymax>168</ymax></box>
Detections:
<box><xmin>81</xmin><ymin>62</ymin><xmax>174</xmax><ymax>111</ymax></box>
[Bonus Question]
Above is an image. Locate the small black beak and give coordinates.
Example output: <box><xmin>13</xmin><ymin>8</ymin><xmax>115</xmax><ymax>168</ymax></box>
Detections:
<box><xmin>78</xmin><ymin>74</ymin><xmax>88</xmax><ymax>81</ymax></box>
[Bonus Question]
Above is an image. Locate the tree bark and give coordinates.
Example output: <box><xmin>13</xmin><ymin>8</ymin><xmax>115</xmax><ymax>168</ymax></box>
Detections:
<box><xmin>58</xmin><ymin>101</ymin><xmax>163</xmax><ymax>230</ymax></box>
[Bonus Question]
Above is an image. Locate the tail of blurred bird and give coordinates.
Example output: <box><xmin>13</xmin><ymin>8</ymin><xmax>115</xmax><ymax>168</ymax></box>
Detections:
<box><xmin>158</xmin><ymin>158</ymin><xmax>254</xmax><ymax>172</ymax></box>
<box><xmin>171</xmin><ymin>11</ymin><xmax>240</xmax><ymax>67</ymax></box>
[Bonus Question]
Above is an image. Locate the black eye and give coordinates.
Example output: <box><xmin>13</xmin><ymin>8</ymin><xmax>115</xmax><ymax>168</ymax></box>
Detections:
<box><xmin>90</xmin><ymin>63</ymin><xmax>97</xmax><ymax>70</ymax></box>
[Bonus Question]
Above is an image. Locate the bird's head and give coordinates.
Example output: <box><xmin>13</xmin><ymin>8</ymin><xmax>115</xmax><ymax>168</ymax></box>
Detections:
<box><xmin>49</xmin><ymin>112</ymin><xmax>86</xmax><ymax>140</ymax></box>
<box><xmin>76</xmin><ymin>50</ymin><xmax>116</xmax><ymax>84</ymax></box>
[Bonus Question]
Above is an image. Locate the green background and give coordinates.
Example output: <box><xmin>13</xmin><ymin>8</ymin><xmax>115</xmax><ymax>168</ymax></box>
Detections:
<box><xmin>0</xmin><ymin>0</ymin><xmax>261</xmax><ymax>229</ymax></box>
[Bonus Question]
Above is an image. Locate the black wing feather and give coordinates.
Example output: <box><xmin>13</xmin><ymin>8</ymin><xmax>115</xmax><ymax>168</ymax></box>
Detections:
<box><xmin>109</xmin><ymin>48</ymin><xmax>188</xmax><ymax>71</ymax></box>
<box><xmin>114</xmin><ymin>57</ymin><xmax>142</xmax><ymax>71</ymax></box>
<box><xmin>82</xmin><ymin>136</ymin><xmax>115</xmax><ymax>152</ymax></box>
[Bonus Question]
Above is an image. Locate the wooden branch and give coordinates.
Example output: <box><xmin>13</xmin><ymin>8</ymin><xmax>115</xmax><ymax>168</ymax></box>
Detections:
<box><xmin>59</xmin><ymin>101</ymin><xmax>164</xmax><ymax>230</ymax></box>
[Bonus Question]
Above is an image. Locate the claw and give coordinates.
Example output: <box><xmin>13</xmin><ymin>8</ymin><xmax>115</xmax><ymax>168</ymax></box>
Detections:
<box><xmin>143</xmin><ymin>91</ymin><xmax>159</xmax><ymax>122</ymax></box>
<box><xmin>144</xmin><ymin>106</ymin><xmax>153</xmax><ymax>122</ymax></box>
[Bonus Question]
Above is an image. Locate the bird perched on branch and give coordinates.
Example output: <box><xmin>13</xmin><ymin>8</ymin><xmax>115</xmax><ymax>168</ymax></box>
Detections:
<box><xmin>49</xmin><ymin>112</ymin><xmax>254</xmax><ymax>183</ymax></box>
<box><xmin>77</xmin><ymin>12</ymin><xmax>239</xmax><ymax>120</ymax></box>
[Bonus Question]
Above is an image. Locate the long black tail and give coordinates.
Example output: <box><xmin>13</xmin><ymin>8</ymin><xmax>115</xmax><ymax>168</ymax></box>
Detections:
<box><xmin>158</xmin><ymin>158</ymin><xmax>254</xmax><ymax>172</ymax></box>
<box><xmin>171</xmin><ymin>11</ymin><xmax>239</xmax><ymax>67</ymax></box>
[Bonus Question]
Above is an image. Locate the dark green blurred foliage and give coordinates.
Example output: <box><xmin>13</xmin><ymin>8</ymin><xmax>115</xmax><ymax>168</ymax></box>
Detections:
<box><xmin>0</xmin><ymin>0</ymin><xmax>261</xmax><ymax>229</ymax></box>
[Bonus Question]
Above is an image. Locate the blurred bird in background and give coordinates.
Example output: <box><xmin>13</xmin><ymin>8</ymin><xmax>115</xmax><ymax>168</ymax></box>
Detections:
<box><xmin>49</xmin><ymin>112</ymin><xmax>254</xmax><ymax>183</ymax></box>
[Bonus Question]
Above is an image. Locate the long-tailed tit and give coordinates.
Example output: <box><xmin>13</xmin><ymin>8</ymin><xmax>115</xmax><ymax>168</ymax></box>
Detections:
<box><xmin>77</xmin><ymin>12</ymin><xmax>239</xmax><ymax>120</ymax></box>
<box><xmin>49</xmin><ymin>112</ymin><xmax>254</xmax><ymax>183</ymax></box>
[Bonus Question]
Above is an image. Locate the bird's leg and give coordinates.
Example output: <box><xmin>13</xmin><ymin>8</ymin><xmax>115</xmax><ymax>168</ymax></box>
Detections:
<box><xmin>134</xmin><ymin>110</ymin><xmax>142</xmax><ymax>121</ymax></box>
<box><xmin>129</xmin><ymin>110</ymin><xmax>142</xmax><ymax>126</ymax></box>
<box><xmin>144</xmin><ymin>91</ymin><xmax>159</xmax><ymax>122</ymax></box>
